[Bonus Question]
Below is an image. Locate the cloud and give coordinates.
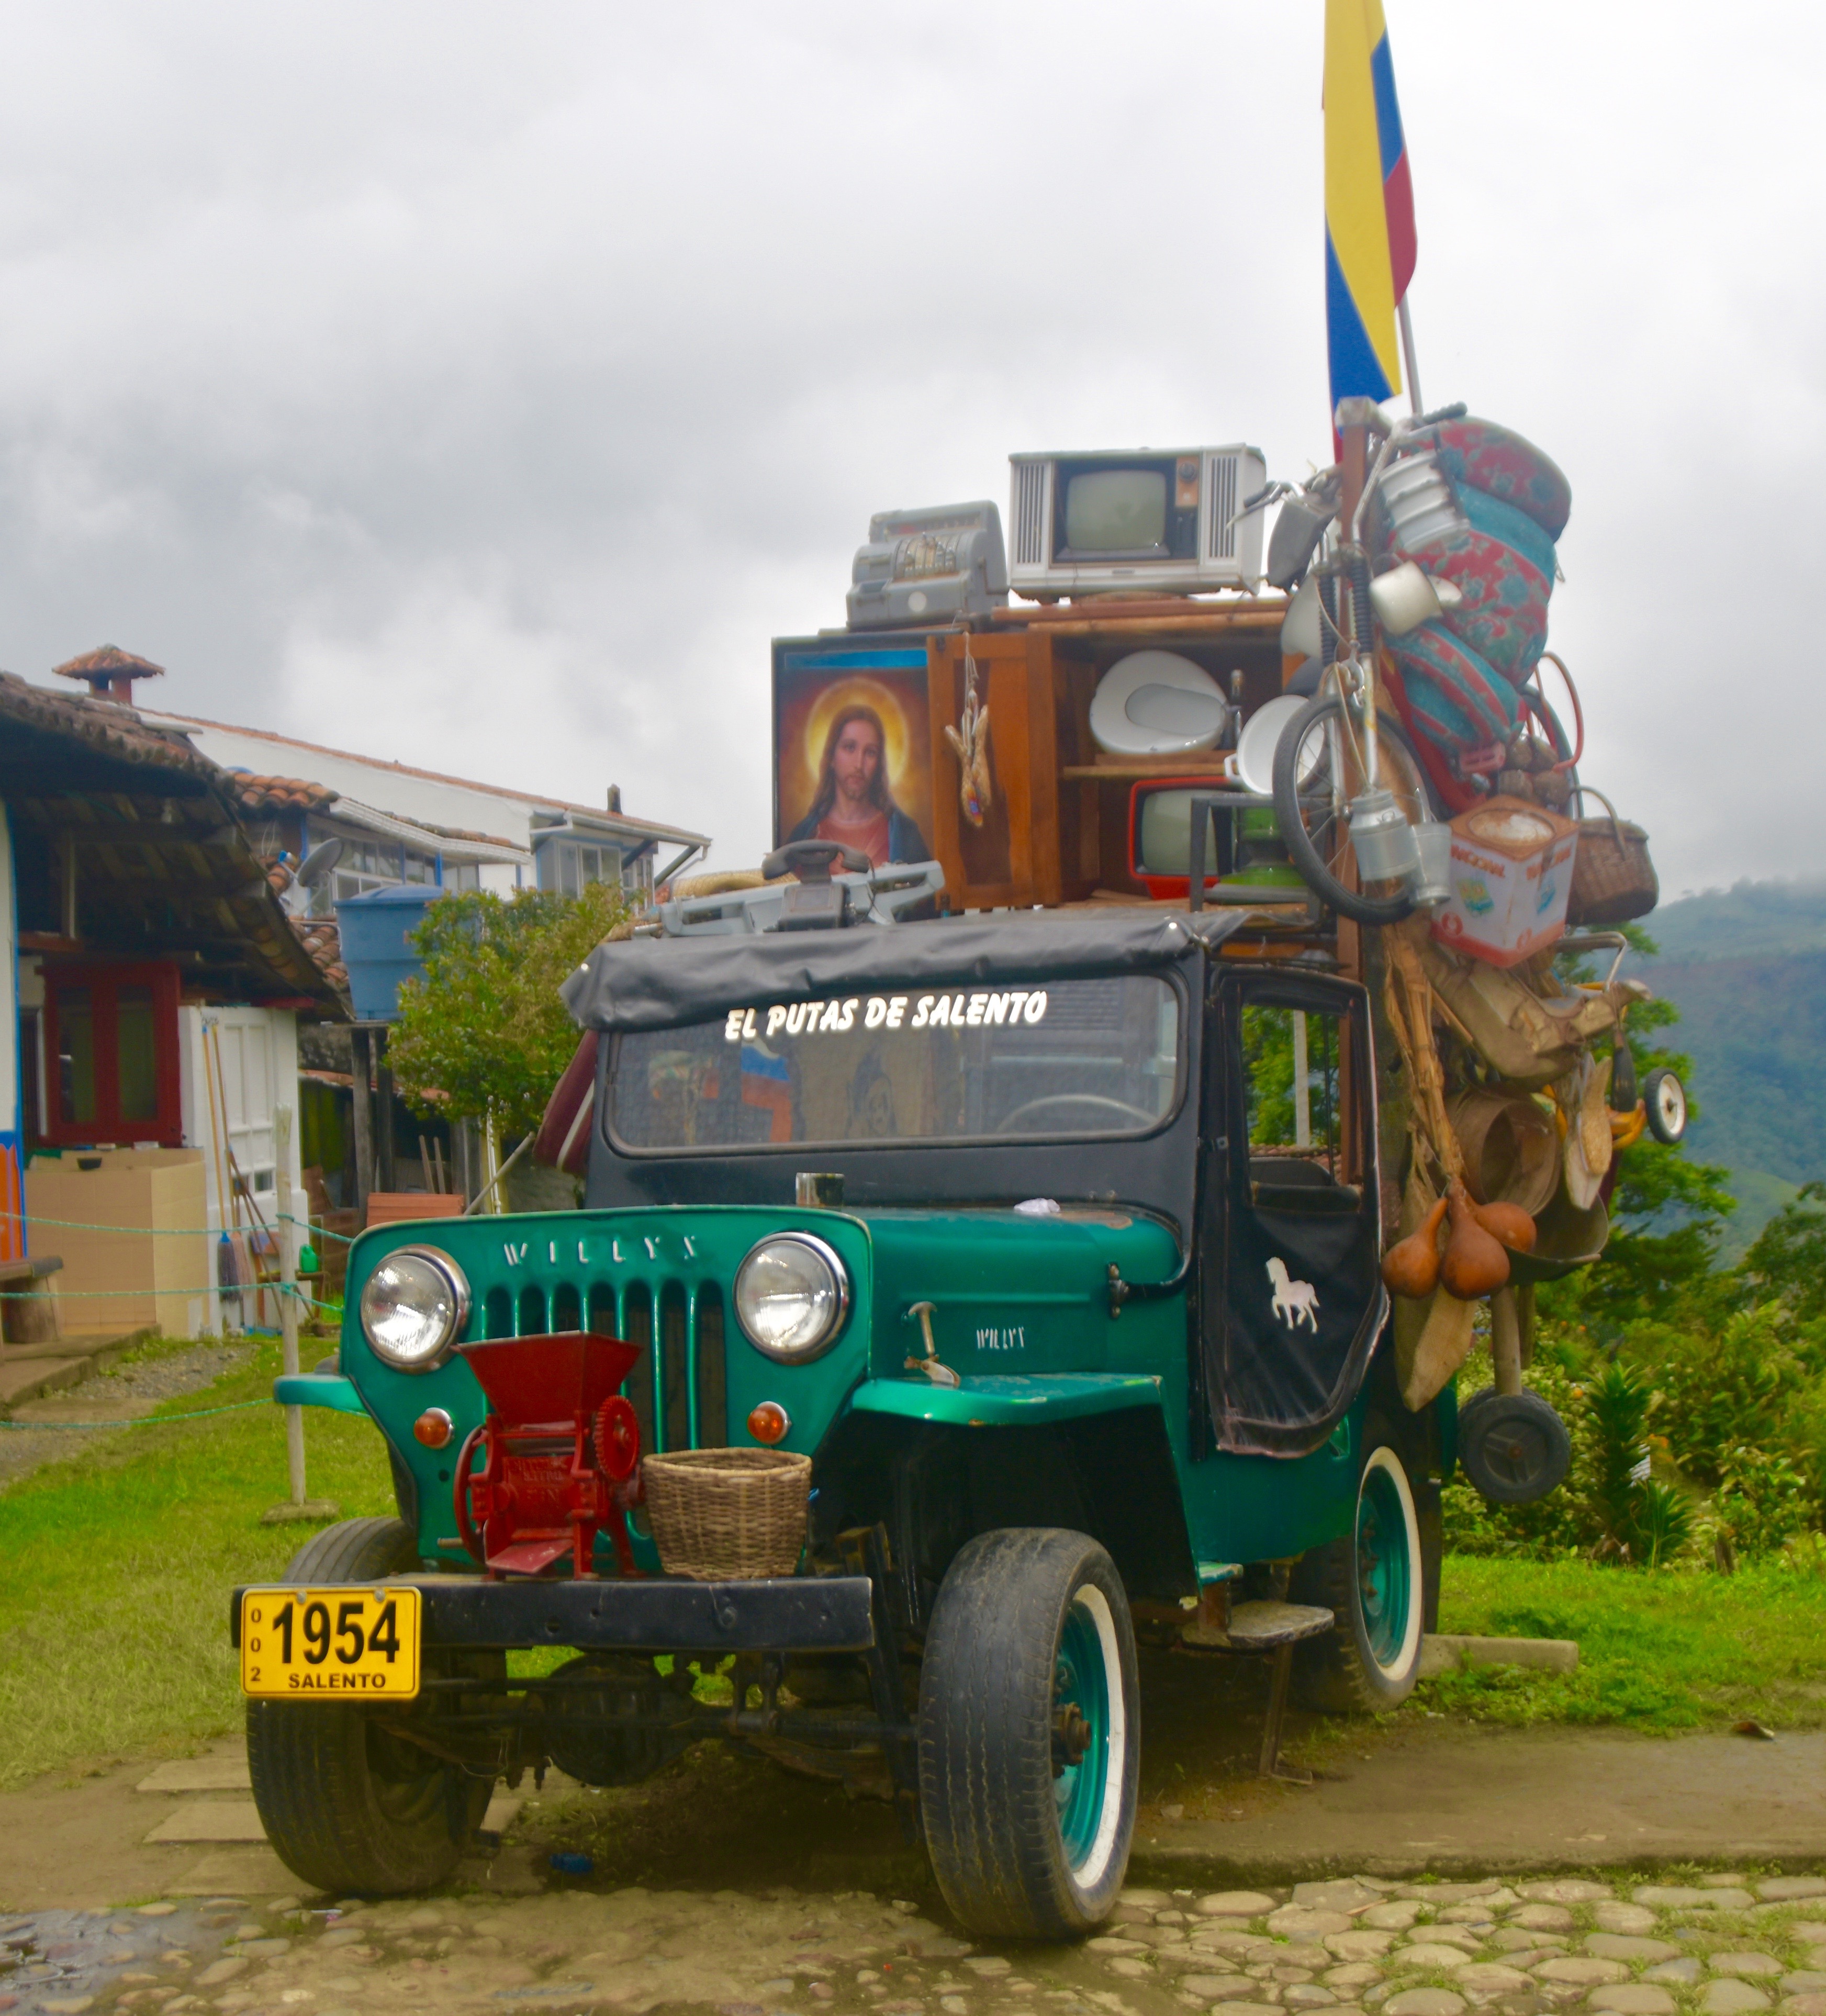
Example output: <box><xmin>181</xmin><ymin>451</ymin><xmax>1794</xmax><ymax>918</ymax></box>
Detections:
<box><xmin>0</xmin><ymin>0</ymin><xmax>1818</xmax><ymax>886</ymax></box>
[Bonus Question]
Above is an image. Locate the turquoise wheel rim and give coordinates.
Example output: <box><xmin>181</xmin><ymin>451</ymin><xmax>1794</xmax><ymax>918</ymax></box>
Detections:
<box><xmin>1052</xmin><ymin>1592</ymin><xmax>1114</xmax><ymax>1876</ymax></box>
<box><xmin>1356</xmin><ymin>1454</ymin><xmax>1415</xmax><ymax>1673</ymax></box>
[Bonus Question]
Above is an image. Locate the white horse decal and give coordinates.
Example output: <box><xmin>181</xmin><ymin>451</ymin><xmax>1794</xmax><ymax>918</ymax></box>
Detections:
<box><xmin>1267</xmin><ymin>1256</ymin><xmax>1320</xmax><ymax>1330</ymax></box>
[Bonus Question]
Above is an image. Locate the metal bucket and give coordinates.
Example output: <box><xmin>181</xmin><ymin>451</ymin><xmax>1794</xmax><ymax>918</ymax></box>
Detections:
<box><xmin>1447</xmin><ymin>1088</ymin><xmax>1561</xmax><ymax>1217</ymax></box>
<box><xmin>1506</xmin><ymin>1191</ymin><xmax>1610</xmax><ymax>1286</ymax></box>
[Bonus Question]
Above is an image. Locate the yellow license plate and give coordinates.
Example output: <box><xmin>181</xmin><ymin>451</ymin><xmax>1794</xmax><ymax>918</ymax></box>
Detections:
<box><xmin>240</xmin><ymin>1585</ymin><xmax>421</xmax><ymax>1700</ymax></box>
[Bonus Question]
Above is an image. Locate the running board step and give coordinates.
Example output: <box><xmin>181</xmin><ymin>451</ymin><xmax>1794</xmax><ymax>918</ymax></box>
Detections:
<box><xmin>1192</xmin><ymin>1598</ymin><xmax>1336</xmax><ymax>1652</ymax></box>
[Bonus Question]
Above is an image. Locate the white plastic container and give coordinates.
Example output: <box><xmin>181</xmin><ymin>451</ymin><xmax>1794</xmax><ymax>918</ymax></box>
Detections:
<box><xmin>1429</xmin><ymin>796</ymin><xmax>1578</xmax><ymax>968</ymax></box>
<box><xmin>1376</xmin><ymin>452</ymin><xmax>1470</xmax><ymax>552</ymax></box>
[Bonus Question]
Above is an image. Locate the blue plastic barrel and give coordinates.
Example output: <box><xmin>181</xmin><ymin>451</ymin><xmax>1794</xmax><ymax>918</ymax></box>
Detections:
<box><xmin>334</xmin><ymin>886</ymin><xmax>444</xmax><ymax>1022</ymax></box>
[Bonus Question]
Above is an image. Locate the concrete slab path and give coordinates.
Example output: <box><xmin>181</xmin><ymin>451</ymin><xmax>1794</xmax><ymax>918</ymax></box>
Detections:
<box><xmin>134</xmin><ymin>1755</ymin><xmax>252</xmax><ymax>1794</ymax></box>
<box><xmin>1132</xmin><ymin>1724</ymin><xmax>1826</xmax><ymax>1883</ymax></box>
<box><xmin>2</xmin><ymin>1717</ymin><xmax>1821</xmax><ymax>1916</ymax></box>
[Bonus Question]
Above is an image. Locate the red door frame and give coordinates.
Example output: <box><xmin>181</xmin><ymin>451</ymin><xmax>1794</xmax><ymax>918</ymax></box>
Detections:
<box><xmin>39</xmin><ymin>961</ymin><xmax>184</xmax><ymax>1148</ymax></box>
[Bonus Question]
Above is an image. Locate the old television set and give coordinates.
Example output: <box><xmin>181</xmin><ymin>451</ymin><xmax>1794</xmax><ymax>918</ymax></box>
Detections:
<box><xmin>1127</xmin><ymin>778</ymin><xmax>1308</xmax><ymax>901</ymax></box>
<box><xmin>1008</xmin><ymin>446</ymin><xmax>1268</xmax><ymax>598</ymax></box>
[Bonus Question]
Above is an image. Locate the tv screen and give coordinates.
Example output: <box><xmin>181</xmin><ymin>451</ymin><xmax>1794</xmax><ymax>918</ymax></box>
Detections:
<box><xmin>1063</xmin><ymin>468</ymin><xmax>1169</xmax><ymax>556</ymax></box>
<box><xmin>1139</xmin><ymin>789</ymin><xmax>1215</xmax><ymax>879</ymax></box>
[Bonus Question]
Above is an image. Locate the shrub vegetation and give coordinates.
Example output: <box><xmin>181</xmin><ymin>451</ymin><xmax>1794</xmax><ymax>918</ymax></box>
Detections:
<box><xmin>1445</xmin><ymin>923</ymin><xmax>1826</xmax><ymax>1570</ymax></box>
<box><xmin>1447</xmin><ymin>1185</ymin><xmax>1826</xmax><ymax>1569</ymax></box>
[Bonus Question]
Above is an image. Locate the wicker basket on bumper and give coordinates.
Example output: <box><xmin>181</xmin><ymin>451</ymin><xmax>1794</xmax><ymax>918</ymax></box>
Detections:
<box><xmin>641</xmin><ymin>1447</ymin><xmax>812</xmax><ymax>1581</ymax></box>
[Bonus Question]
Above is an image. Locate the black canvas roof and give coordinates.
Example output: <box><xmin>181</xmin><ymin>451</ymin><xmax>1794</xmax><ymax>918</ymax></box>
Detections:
<box><xmin>563</xmin><ymin>908</ymin><xmax>1249</xmax><ymax>1034</ymax></box>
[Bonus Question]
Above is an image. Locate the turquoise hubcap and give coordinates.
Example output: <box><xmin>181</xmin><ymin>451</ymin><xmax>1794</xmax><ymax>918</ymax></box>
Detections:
<box><xmin>1052</xmin><ymin>1596</ymin><xmax>1112</xmax><ymax>1870</ymax></box>
<box><xmin>1356</xmin><ymin>1461</ymin><xmax>1413</xmax><ymax>1670</ymax></box>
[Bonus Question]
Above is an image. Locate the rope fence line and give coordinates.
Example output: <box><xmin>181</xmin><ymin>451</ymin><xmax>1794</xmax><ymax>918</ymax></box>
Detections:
<box><xmin>0</xmin><ymin>1281</ymin><xmax>342</xmax><ymax>1313</ymax></box>
<box><xmin>0</xmin><ymin>1399</ymin><xmax>272</xmax><ymax>1433</ymax></box>
<box><xmin>0</xmin><ymin>1207</ymin><xmax>360</xmax><ymax>1244</ymax></box>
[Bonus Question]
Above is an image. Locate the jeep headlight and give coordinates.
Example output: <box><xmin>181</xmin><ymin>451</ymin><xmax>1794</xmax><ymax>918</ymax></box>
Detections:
<box><xmin>734</xmin><ymin>1233</ymin><xmax>849</xmax><ymax>1363</ymax></box>
<box><xmin>360</xmin><ymin>1246</ymin><xmax>469</xmax><ymax>1371</ymax></box>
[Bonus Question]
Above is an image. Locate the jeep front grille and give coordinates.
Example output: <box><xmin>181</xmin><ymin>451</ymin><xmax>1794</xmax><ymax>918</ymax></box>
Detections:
<box><xmin>478</xmin><ymin>1272</ymin><xmax>727</xmax><ymax>1454</ymax></box>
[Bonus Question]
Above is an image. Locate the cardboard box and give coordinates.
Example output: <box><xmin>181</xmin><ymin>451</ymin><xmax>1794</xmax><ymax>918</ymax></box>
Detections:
<box><xmin>23</xmin><ymin>1149</ymin><xmax>209</xmax><ymax>1338</ymax></box>
<box><xmin>1430</xmin><ymin>797</ymin><xmax>1578</xmax><ymax>969</ymax></box>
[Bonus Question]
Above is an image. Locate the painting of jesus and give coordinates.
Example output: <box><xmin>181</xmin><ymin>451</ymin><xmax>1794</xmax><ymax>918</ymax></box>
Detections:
<box><xmin>772</xmin><ymin>654</ymin><xmax>934</xmax><ymax>869</ymax></box>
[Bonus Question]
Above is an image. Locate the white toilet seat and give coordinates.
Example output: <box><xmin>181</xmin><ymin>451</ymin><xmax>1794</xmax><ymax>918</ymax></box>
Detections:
<box><xmin>1088</xmin><ymin>651</ymin><xmax>1228</xmax><ymax>756</ymax></box>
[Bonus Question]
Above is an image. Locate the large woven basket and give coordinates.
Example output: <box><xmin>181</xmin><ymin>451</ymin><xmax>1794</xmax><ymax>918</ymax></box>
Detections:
<box><xmin>1567</xmin><ymin>786</ymin><xmax>1659</xmax><ymax>927</ymax></box>
<box><xmin>641</xmin><ymin>1447</ymin><xmax>812</xmax><ymax>1581</ymax></box>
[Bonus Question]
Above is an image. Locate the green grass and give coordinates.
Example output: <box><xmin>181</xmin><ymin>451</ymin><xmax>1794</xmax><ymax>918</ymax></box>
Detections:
<box><xmin>0</xmin><ymin>1338</ymin><xmax>393</xmax><ymax>1787</ymax></box>
<box><xmin>7</xmin><ymin>1358</ymin><xmax>1826</xmax><ymax>1788</ymax></box>
<box><xmin>1428</xmin><ymin>1550</ymin><xmax>1826</xmax><ymax>1731</ymax></box>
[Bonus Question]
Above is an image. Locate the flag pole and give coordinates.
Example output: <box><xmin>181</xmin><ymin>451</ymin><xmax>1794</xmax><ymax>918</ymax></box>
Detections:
<box><xmin>1398</xmin><ymin>298</ymin><xmax>1424</xmax><ymax>416</ymax></box>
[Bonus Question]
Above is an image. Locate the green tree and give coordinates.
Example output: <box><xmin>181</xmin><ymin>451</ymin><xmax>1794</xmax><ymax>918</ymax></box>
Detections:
<box><xmin>1631</xmin><ymin>1304</ymin><xmax>1797</xmax><ymax>1487</ymax></box>
<box><xmin>1709</xmin><ymin>1444</ymin><xmax>1816</xmax><ymax>1561</ymax></box>
<box><xmin>1741</xmin><ymin>1181</ymin><xmax>1826</xmax><ymax>1323</ymax></box>
<box><xmin>386</xmin><ymin>884</ymin><xmax>626</xmax><ymax>1141</ymax></box>
<box><xmin>1541</xmin><ymin>925</ymin><xmax>1734</xmax><ymax>1324</ymax></box>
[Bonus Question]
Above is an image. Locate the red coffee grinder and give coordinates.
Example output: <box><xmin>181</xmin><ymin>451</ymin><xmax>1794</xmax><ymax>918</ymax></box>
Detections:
<box><xmin>451</xmin><ymin>1332</ymin><xmax>643</xmax><ymax>1578</ymax></box>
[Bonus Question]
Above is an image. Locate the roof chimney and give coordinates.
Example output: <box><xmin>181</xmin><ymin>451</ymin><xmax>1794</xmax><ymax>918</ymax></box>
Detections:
<box><xmin>52</xmin><ymin>644</ymin><xmax>166</xmax><ymax>707</ymax></box>
<box><xmin>606</xmin><ymin>784</ymin><xmax>623</xmax><ymax>814</ymax></box>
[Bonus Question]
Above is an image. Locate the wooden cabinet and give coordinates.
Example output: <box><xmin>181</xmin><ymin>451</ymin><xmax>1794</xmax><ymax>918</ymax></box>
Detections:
<box><xmin>924</xmin><ymin>629</ymin><xmax>1098</xmax><ymax>911</ymax></box>
<box><xmin>925</xmin><ymin>610</ymin><xmax>1287</xmax><ymax>912</ymax></box>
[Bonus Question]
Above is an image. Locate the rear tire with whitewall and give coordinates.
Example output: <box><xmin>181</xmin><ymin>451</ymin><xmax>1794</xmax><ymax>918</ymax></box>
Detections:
<box><xmin>1290</xmin><ymin>1425</ymin><xmax>1426</xmax><ymax>1712</ymax></box>
<box><xmin>917</xmin><ymin>1528</ymin><xmax>1139</xmax><ymax>1938</ymax></box>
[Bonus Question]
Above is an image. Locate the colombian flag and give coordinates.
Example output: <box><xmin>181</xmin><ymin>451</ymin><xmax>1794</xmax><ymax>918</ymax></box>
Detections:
<box><xmin>740</xmin><ymin>1043</ymin><xmax>794</xmax><ymax>1143</ymax></box>
<box><xmin>1325</xmin><ymin>0</ymin><xmax>1417</xmax><ymax>417</ymax></box>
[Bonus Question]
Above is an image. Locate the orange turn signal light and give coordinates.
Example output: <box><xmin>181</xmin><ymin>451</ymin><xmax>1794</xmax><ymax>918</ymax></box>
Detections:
<box><xmin>413</xmin><ymin>1407</ymin><xmax>455</xmax><ymax>1449</ymax></box>
<box><xmin>747</xmin><ymin>1401</ymin><xmax>791</xmax><ymax>1446</ymax></box>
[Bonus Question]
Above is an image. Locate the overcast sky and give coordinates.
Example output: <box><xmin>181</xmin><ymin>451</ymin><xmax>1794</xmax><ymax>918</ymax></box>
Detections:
<box><xmin>1</xmin><ymin>2</ymin><xmax>1820</xmax><ymax>895</ymax></box>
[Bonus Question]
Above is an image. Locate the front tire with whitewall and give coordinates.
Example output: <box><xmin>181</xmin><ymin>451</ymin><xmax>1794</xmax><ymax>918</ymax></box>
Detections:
<box><xmin>917</xmin><ymin>1528</ymin><xmax>1139</xmax><ymax>1938</ymax></box>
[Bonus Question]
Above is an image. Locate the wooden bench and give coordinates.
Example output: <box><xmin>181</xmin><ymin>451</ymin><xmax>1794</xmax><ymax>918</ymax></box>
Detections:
<box><xmin>0</xmin><ymin>1255</ymin><xmax>64</xmax><ymax>1348</ymax></box>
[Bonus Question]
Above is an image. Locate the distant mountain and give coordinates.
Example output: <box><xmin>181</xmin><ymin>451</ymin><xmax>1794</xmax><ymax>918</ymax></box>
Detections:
<box><xmin>1624</xmin><ymin>879</ymin><xmax>1826</xmax><ymax>1257</ymax></box>
<box><xmin>1629</xmin><ymin>877</ymin><xmax>1826</xmax><ymax>964</ymax></box>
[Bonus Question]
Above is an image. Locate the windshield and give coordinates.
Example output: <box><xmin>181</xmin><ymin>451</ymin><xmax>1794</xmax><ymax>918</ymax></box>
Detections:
<box><xmin>609</xmin><ymin>974</ymin><xmax>1182</xmax><ymax>1152</ymax></box>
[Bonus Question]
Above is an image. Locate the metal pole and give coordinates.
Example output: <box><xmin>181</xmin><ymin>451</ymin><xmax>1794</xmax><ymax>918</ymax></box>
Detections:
<box><xmin>466</xmin><ymin>1116</ymin><xmax>533</xmax><ymax>1216</ymax></box>
<box><xmin>1336</xmin><ymin>417</ymin><xmax>1381</xmax><ymax>789</ymax></box>
<box><xmin>374</xmin><ymin>1028</ymin><xmax>397</xmax><ymax>1194</ymax></box>
<box><xmin>1491</xmin><ymin>1287</ymin><xmax>1524</xmax><ymax>1397</ymax></box>
<box><xmin>349</xmin><ymin>1027</ymin><xmax>374</xmax><ymax>1222</ymax></box>
<box><xmin>275</xmin><ymin>1104</ymin><xmax>306</xmax><ymax>1505</ymax></box>
<box><xmin>1398</xmin><ymin>298</ymin><xmax>1424</xmax><ymax>418</ymax></box>
<box><xmin>1257</xmin><ymin>1644</ymin><xmax>1295</xmax><ymax>1778</ymax></box>
<box><xmin>1292</xmin><ymin>1012</ymin><xmax>1312</xmax><ymax>1149</ymax></box>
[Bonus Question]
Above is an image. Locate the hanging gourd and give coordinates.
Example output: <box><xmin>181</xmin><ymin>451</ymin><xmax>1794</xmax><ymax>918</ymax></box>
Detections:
<box><xmin>1470</xmin><ymin>1197</ymin><xmax>1537</xmax><ymax>1253</ymax></box>
<box><xmin>1382</xmin><ymin>1194</ymin><xmax>1448</xmax><ymax>1299</ymax></box>
<box><xmin>1441</xmin><ymin>1180</ymin><xmax>1511</xmax><ymax>1299</ymax></box>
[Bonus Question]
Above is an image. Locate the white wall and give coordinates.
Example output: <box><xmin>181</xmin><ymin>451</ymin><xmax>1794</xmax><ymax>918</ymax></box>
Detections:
<box><xmin>152</xmin><ymin>713</ymin><xmax>548</xmax><ymax>842</ymax></box>
<box><xmin>137</xmin><ymin>710</ymin><xmax>700</xmax><ymax>859</ymax></box>
<box><xmin>179</xmin><ymin>1004</ymin><xmax>301</xmax><ymax>1332</ymax></box>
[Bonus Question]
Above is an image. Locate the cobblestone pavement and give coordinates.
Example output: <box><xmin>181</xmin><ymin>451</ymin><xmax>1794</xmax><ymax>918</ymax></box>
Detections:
<box><xmin>4</xmin><ymin>1867</ymin><xmax>1826</xmax><ymax>2016</ymax></box>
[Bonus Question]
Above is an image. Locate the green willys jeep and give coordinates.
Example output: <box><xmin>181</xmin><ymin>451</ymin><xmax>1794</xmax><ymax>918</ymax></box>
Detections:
<box><xmin>240</xmin><ymin>874</ymin><xmax>1450</xmax><ymax>1936</ymax></box>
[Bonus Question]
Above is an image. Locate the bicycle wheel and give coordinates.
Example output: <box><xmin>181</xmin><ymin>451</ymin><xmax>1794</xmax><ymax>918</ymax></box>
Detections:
<box><xmin>1271</xmin><ymin>690</ymin><xmax>1432</xmax><ymax>925</ymax></box>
